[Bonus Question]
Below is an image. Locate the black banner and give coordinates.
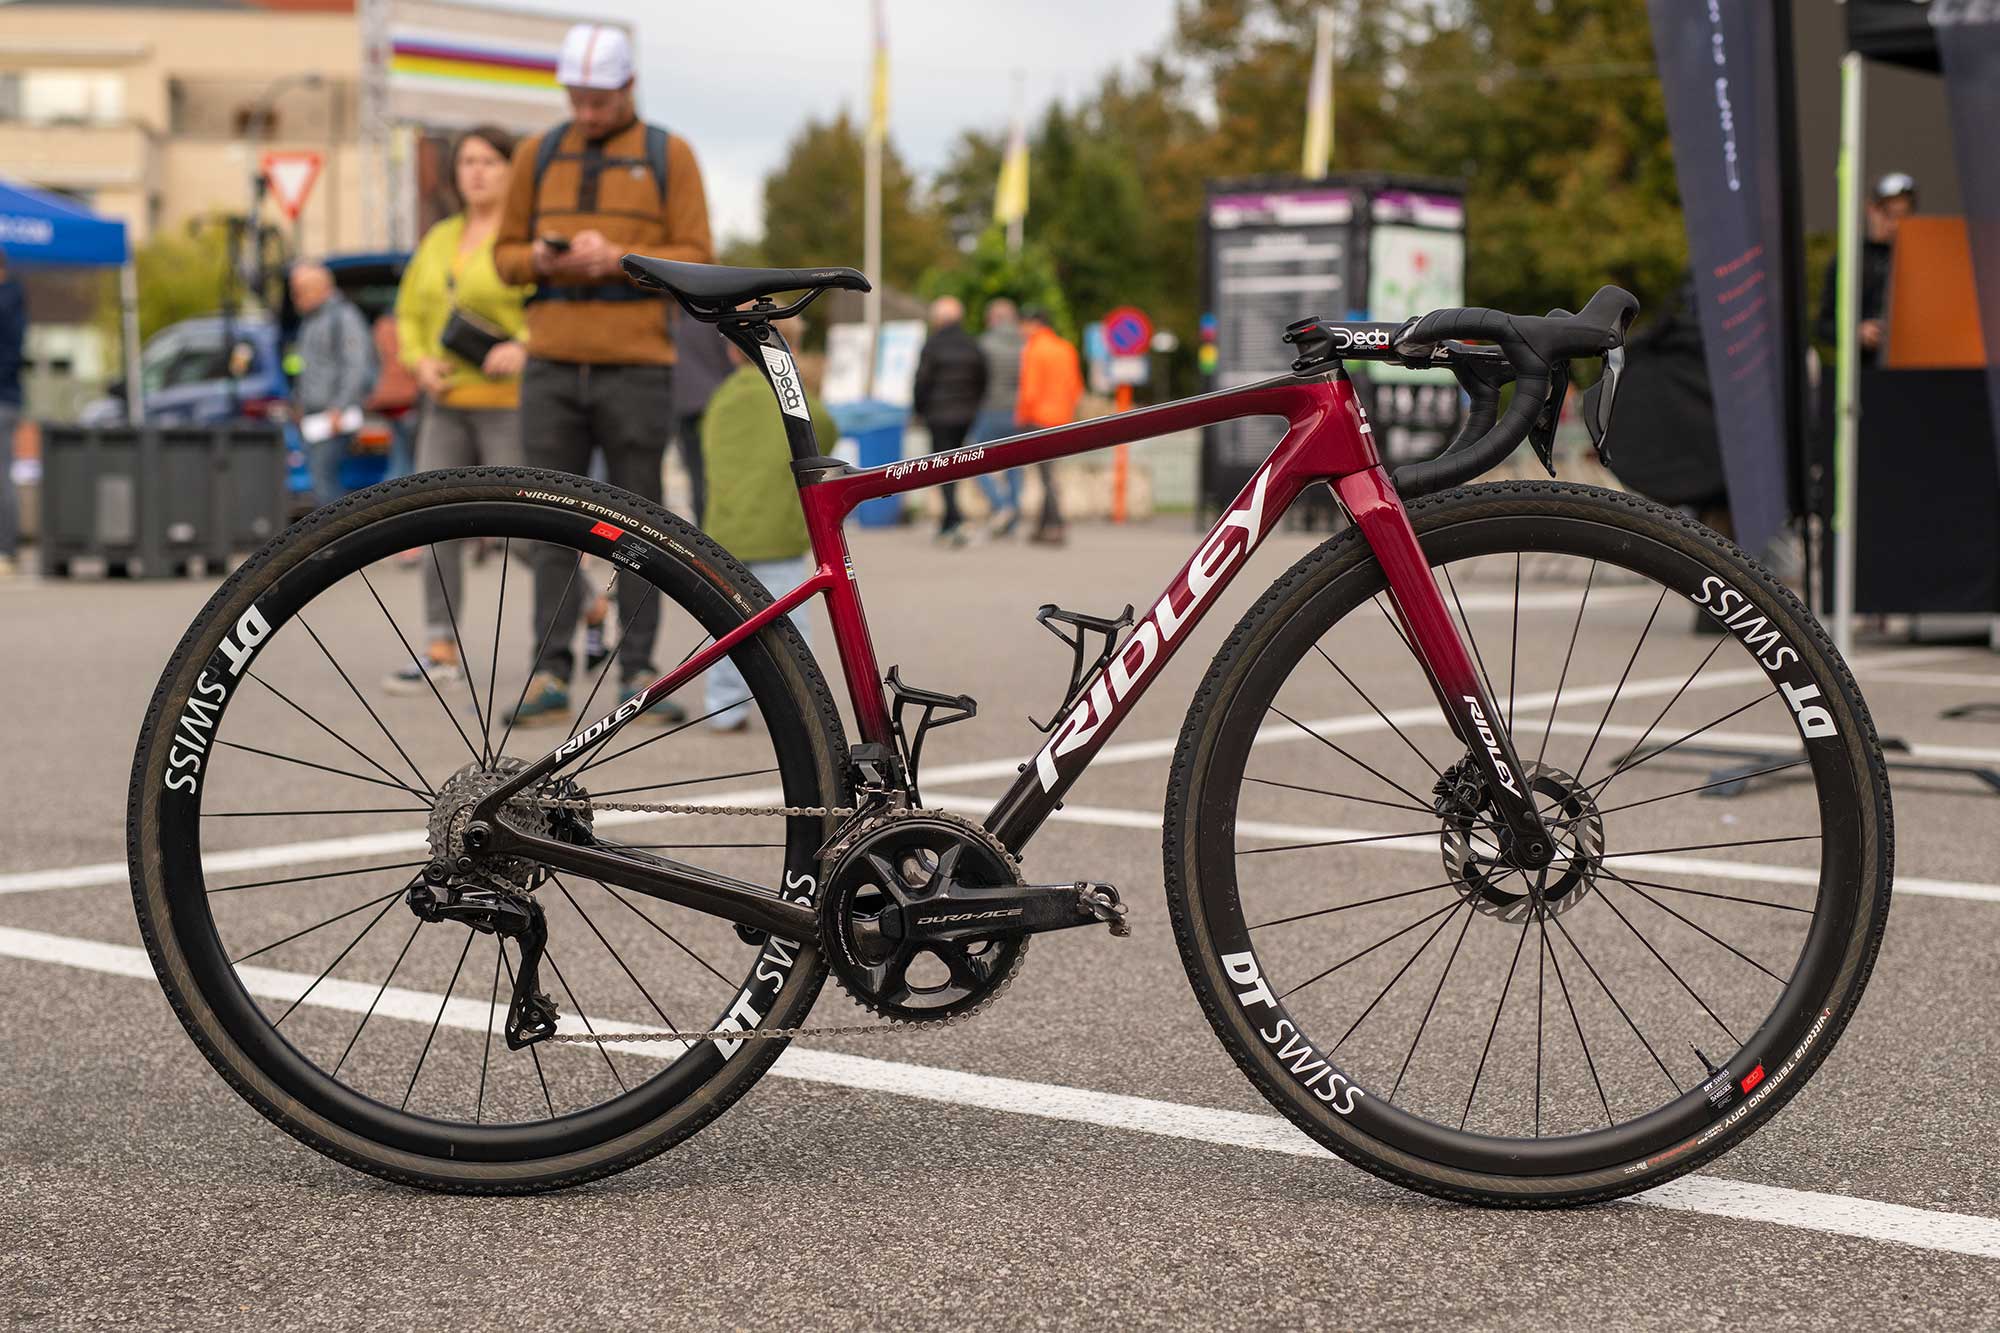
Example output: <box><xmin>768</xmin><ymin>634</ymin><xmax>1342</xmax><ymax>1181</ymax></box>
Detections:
<box><xmin>1647</xmin><ymin>0</ymin><xmax>1794</xmax><ymax>555</ymax></box>
<box><xmin>1933</xmin><ymin>1</ymin><xmax>2000</xmax><ymax>468</ymax></box>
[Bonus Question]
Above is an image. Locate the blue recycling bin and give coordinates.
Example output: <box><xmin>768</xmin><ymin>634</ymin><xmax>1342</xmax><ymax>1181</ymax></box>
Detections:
<box><xmin>832</xmin><ymin>399</ymin><xmax>909</xmax><ymax>528</ymax></box>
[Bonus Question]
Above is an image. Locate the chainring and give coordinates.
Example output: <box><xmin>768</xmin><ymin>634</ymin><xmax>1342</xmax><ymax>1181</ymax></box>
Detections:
<box><xmin>819</xmin><ymin>809</ymin><xmax>1030</xmax><ymax>1022</ymax></box>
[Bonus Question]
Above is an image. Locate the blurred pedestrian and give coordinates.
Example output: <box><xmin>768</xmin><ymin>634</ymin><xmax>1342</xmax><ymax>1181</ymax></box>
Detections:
<box><xmin>289</xmin><ymin>261</ymin><xmax>379</xmax><ymax>508</ymax></box>
<box><xmin>671</xmin><ymin>309</ymin><xmax>730</xmax><ymax>523</ymax></box>
<box><xmin>700</xmin><ymin>316</ymin><xmax>835</xmax><ymax>731</ymax></box>
<box><xmin>1016</xmin><ymin>306</ymin><xmax>1081</xmax><ymax>546</ymax></box>
<box><xmin>1815</xmin><ymin>171</ymin><xmax>1915</xmax><ymax>366</ymax></box>
<box><xmin>0</xmin><ymin>247</ymin><xmax>22</xmax><ymax>576</ymax></box>
<box><xmin>383</xmin><ymin>123</ymin><xmax>533</xmax><ymax>694</ymax></box>
<box><xmin>971</xmin><ymin>297</ymin><xmax>1026</xmax><ymax>536</ymax></box>
<box><xmin>911</xmin><ymin>294</ymin><xmax>988</xmax><ymax>546</ymax></box>
<box><xmin>494</xmin><ymin>21</ymin><xmax>714</xmax><ymax>726</ymax></box>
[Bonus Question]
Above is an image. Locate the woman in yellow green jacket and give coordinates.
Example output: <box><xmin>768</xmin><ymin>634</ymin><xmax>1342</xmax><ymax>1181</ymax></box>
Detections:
<box><xmin>387</xmin><ymin>124</ymin><xmax>533</xmax><ymax>692</ymax></box>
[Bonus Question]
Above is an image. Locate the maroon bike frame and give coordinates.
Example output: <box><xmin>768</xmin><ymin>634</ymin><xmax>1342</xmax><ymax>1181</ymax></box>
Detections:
<box><xmin>476</xmin><ymin>358</ymin><xmax>1552</xmax><ymax>940</ymax></box>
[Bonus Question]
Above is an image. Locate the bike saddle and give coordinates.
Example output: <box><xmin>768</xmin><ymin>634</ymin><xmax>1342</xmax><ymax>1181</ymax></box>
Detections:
<box><xmin>622</xmin><ymin>255</ymin><xmax>870</xmax><ymax>308</ymax></box>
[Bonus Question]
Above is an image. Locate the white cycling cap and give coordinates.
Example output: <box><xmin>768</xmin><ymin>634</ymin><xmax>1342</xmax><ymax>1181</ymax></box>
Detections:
<box><xmin>557</xmin><ymin>23</ymin><xmax>634</xmax><ymax>90</ymax></box>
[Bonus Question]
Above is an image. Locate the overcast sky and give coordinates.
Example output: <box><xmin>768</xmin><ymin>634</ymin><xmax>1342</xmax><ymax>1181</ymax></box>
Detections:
<box><xmin>590</xmin><ymin>0</ymin><xmax>1182</xmax><ymax>243</ymax></box>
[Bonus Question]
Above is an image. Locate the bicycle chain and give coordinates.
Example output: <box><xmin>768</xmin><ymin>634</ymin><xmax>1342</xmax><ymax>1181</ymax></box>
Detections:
<box><xmin>526</xmin><ymin>794</ymin><xmax>1032</xmax><ymax>1047</ymax></box>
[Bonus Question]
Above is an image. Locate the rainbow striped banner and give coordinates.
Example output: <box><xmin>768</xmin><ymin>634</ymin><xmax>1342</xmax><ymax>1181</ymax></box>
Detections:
<box><xmin>388</xmin><ymin>29</ymin><xmax>563</xmax><ymax>104</ymax></box>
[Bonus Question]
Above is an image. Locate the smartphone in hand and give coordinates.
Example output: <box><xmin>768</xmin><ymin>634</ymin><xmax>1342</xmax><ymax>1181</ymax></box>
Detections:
<box><xmin>539</xmin><ymin>234</ymin><xmax>572</xmax><ymax>253</ymax></box>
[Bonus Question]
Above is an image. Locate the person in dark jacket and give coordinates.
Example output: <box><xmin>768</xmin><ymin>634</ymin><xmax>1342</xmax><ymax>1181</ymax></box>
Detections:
<box><xmin>911</xmin><ymin>295</ymin><xmax>988</xmax><ymax>544</ymax></box>
<box><xmin>670</xmin><ymin>309</ymin><xmax>731</xmax><ymax>523</ymax></box>
<box><xmin>1814</xmin><ymin>171</ymin><xmax>1915</xmax><ymax>365</ymax></box>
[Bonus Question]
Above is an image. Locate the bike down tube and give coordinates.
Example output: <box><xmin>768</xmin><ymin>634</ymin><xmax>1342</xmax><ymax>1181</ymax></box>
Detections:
<box><xmin>980</xmin><ymin>374</ymin><xmax>1358</xmax><ymax>854</ymax></box>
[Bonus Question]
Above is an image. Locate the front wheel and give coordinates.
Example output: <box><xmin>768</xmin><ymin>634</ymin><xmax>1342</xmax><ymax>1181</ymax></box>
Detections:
<box><xmin>1166</xmin><ymin>482</ymin><xmax>1892</xmax><ymax>1205</ymax></box>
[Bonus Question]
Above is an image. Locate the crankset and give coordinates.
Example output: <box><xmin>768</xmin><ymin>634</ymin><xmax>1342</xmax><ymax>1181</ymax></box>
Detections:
<box><xmin>819</xmin><ymin>810</ymin><xmax>1129</xmax><ymax>1023</ymax></box>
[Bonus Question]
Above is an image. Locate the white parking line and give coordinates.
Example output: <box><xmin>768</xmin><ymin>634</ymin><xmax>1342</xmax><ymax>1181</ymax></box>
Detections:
<box><xmin>924</xmin><ymin>795</ymin><xmax>2000</xmax><ymax>905</ymax></box>
<box><xmin>0</xmin><ymin>648</ymin><xmax>1970</xmax><ymax>899</ymax></box>
<box><xmin>1520</xmin><ymin>716</ymin><xmax>2000</xmax><ymax>767</ymax></box>
<box><xmin>3</xmin><ymin>922</ymin><xmax>1995</xmax><ymax>1261</ymax></box>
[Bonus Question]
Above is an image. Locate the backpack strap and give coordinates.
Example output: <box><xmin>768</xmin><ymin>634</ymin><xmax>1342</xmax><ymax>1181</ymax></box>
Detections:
<box><xmin>643</xmin><ymin>123</ymin><xmax>670</xmax><ymax>206</ymax></box>
<box><xmin>527</xmin><ymin>121</ymin><xmax>571</xmax><ymax>240</ymax></box>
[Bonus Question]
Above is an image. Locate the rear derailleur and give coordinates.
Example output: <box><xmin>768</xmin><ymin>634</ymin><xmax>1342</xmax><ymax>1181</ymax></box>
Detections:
<box><xmin>407</xmin><ymin>874</ymin><xmax>558</xmax><ymax>1050</ymax></box>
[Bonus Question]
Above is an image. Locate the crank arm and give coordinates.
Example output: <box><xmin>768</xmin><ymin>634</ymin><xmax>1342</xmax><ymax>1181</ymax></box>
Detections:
<box><xmin>885</xmin><ymin>880</ymin><xmax>1127</xmax><ymax>946</ymax></box>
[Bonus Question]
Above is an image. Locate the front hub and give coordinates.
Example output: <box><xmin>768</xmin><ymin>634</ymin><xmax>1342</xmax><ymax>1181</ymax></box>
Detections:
<box><xmin>1440</xmin><ymin>761</ymin><xmax>1603</xmax><ymax>923</ymax></box>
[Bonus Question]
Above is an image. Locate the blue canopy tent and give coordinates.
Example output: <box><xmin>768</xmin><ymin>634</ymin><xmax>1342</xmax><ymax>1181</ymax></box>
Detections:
<box><xmin>0</xmin><ymin>177</ymin><xmax>142</xmax><ymax>414</ymax></box>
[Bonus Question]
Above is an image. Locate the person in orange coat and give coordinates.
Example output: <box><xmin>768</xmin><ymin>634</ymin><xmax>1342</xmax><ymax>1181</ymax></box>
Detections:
<box><xmin>1014</xmin><ymin>306</ymin><xmax>1082</xmax><ymax>545</ymax></box>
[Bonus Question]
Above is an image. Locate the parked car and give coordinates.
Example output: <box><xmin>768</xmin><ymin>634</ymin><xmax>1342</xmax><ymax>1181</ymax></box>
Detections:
<box><xmin>84</xmin><ymin>251</ymin><xmax>414</xmax><ymax>510</ymax></box>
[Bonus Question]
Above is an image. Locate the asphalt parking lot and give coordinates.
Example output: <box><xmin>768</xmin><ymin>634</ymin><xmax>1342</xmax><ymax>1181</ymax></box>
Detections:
<box><xmin>3</xmin><ymin>513</ymin><xmax>1998</xmax><ymax>1330</ymax></box>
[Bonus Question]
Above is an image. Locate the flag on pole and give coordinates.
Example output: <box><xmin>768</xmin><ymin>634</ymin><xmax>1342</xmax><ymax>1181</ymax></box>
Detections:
<box><xmin>868</xmin><ymin>0</ymin><xmax>889</xmax><ymax>146</ymax></box>
<box><xmin>994</xmin><ymin>96</ymin><xmax>1030</xmax><ymax>228</ymax></box>
<box><xmin>1302</xmin><ymin>7</ymin><xmax>1335</xmax><ymax>179</ymax></box>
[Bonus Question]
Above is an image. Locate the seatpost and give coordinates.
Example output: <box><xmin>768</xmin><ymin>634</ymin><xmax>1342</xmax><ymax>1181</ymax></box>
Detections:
<box><xmin>718</xmin><ymin>309</ymin><xmax>825</xmax><ymax>463</ymax></box>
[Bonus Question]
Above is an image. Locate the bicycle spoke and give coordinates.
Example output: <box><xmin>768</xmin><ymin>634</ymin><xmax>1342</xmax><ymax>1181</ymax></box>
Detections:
<box><xmin>1600</xmin><ymin>867</ymin><xmax>1788</xmax><ymax>983</ymax></box>
<box><xmin>207</xmin><ymin>861</ymin><xmax>429</xmax><ymax>894</ymax></box>
<box><xmin>1441</xmin><ymin>564</ymin><xmax>1503</xmax><ymax>716</ymax></box>
<box><xmin>1311</xmin><ymin>643</ymin><xmax>1438</xmax><ymax>777</ymax></box>
<box><xmin>1391</xmin><ymin>902</ymin><xmax>1476</xmax><ymax>1101</ymax></box>
<box><xmin>1239</xmin><ymin>827</ymin><xmax>1465</xmax><ymax>857</ymax></box>
<box><xmin>360</xmin><ymin>568</ymin><xmax>482</xmax><ymax>766</ymax></box>
<box><xmin>1594</xmin><ymin>886</ymin><xmax>1740</xmax><ymax>1043</ymax></box>
<box><xmin>595</xmin><ymin>880</ymin><xmax>740</xmax><ymax>990</ymax></box>
<box><xmin>497</xmin><ymin>554</ymin><xmax>582</xmax><ymax>761</ymax></box>
<box><xmin>213</xmin><ymin>738</ymin><xmax>428</xmax><ymax>797</ymax></box>
<box><xmin>1243</xmin><ymin>775</ymin><xmax>1440</xmax><ymax>820</ymax></box>
<box><xmin>1461</xmin><ymin>916</ymin><xmax>1530</xmax><ymax>1130</ymax></box>
<box><xmin>1334</xmin><ymin>900</ymin><xmax>1464</xmax><ymax>1050</ymax></box>
<box><xmin>1602</xmin><ymin>872</ymin><xmax>1811</xmax><ymax>914</ymax></box>
<box><xmin>333</xmin><ymin>919</ymin><xmax>423</xmax><ymax>1076</ymax></box>
<box><xmin>553</xmin><ymin>877</ymin><xmax>691</xmax><ymax>1048</ymax></box>
<box><xmin>1574</xmin><ymin>689</ymin><xmax>1780</xmax><ymax>798</ymax></box>
<box><xmin>401</xmin><ymin>929</ymin><xmax>476</xmax><ymax>1111</ymax></box>
<box><xmin>428</xmin><ymin>544</ymin><xmax>493</xmax><ymax>765</ymax></box>
<box><xmin>1537</xmin><ymin>561</ymin><xmax>1595</xmax><ymax>770</ymax></box>
<box><xmin>500</xmin><ymin>943</ymin><xmax>556</xmax><ymax>1119</ymax></box>
<box><xmin>246</xmin><ymin>671</ymin><xmax>432</xmax><ymax>799</ymax></box>
<box><xmin>1280</xmin><ymin>899</ymin><xmax>1460</xmax><ymax>1001</ymax></box>
<box><xmin>579</xmin><ymin>693</ymin><xmax>747</xmax><ymax>776</ymax></box>
<box><xmin>1573</xmin><ymin>586</ymin><xmax>1669</xmax><ymax>781</ymax></box>
<box><xmin>483</xmin><ymin>537</ymin><xmax>511</xmax><ymax>765</ymax></box>
<box><xmin>477</xmin><ymin>937</ymin><xmax>501</xmax><ymax>1124</ymax></box>
<box><xmin>1598</xmin><ymin>833</ymin><xmax>1819</xmax><ymax>859</ymax></box>
<box><xmin>543</xmin><ymin>947</ymin><xmax>626</xmax><ymax>1094</ymax></box>
<box><xmin>1585</xmin><ymin>632</ymin><xmax>1731</xmax><ymax>807</ymax></box>
<box><xmin>1550</xmin><ymin>914</ymin><xmax>1680</xmax><ymax>1094</ymax></box>
<box><xmin>1544</xmin><ymin>921</ymin><xmax>1612</xmax><ymax>1128</ymax></box>
<box><xmin>1507</xmin><ymin>553</ymin><xmax>1520</xmax><ymax>729</ymax></box>
<box><xmin>297</xmin><ymin>614</ymin><xmax>435</xmax><ymax>796</ymax></box>
<box><xmin>1249</xmin><ymin>880</ymin><xmax>1457</xmax><ymax>931</ymax></box>
<box><xmin>1269</xmin><ymin>705</ymin><xmax>1436</xmax><ymax>812</ymax></box>
<box><xmin>1587</xmin><ymin>760</ymin><xmax>1811</xmax><ymax>820</ymax></box>
<box><xmin>564</xmin><ymin>578</ymin><xmax>662</xmax><ymax>744</ymax></box>
<box><xmin>206</xmin><ymin>806</ymin><xmax>431</xmax><ymax>818</ymax></box>
<box><xmin>1535</xmin><ymin>897</ymin><xmax>1547</xmax><ymax>1137</ymax></box>
<box><xmin>232</xmin><ymin>886</ymin><xmax>407</xmax><ymax>964</ymax></box>
<box><xmin>268</xmin><ymin>892</ymin><xmax>404</xmax><ymax>1026</ymax></box>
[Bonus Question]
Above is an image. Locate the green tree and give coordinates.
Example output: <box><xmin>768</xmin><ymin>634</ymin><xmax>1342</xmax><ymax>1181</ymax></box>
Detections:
<box><xmin>920</xmin><ymin>225</ymin><xmax>1070</xmax><ymax>336</ymax></box>
<box><xmin>758</xmin><ymin>110</ymin><xmax>949</xmax><ymax>294</ymax></box>
<box><xmin>131</xmin><ymin>222</ymin><xmax>233</xmax><ymax>340</ymax></box>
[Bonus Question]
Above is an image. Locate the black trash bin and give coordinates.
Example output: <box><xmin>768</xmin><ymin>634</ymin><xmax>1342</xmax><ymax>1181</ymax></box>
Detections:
<box><xmin>39</xmin><ymin>424</ymin><xmax>288</xmax><ymax>578</ymax></box>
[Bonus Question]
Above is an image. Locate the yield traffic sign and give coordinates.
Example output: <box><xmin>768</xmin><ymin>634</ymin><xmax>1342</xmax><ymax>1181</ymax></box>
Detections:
<box><xmin>261</xmin><ymin>151</ymin><xmax>324</xmax><ymax>222</ymax></box>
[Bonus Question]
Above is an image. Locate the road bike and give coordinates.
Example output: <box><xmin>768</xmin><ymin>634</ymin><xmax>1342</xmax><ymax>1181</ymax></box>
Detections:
<box><xmin>128</xmin><ymin>257</ymin><xmax>1892</xmax><ymax>1203</ymax></box>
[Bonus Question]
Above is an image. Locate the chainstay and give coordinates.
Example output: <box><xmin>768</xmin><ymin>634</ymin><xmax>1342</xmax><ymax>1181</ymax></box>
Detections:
<box><xmin>529</xmin><ymin>795</ymin><xmax>1027</xmax><ymax>1044</ymax></box>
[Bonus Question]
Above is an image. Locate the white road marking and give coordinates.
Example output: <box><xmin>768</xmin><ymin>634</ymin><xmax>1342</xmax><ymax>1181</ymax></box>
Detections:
<box><xmin>3</xmin><ymin>922</ymin><xmax>1996</xmax><ymax>1261</ymax></box>
<box><xmin>1860</xmin><ymin>668</ymin><xmax>2000</xmax><ymax>691</ymax></box>
<box><xmin>1521</xmin><ymin>716</ymin><xmax>2000</xmax><ymax>768</ymax></box>
<box><xmin>924</xmin><ymin>795</ymin><xmax>2000</xmax><ymax>905</ymax></box>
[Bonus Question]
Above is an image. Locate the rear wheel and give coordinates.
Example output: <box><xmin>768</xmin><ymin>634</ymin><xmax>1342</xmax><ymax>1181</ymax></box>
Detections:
<box><xmin>1166</xmin><ymin>482</ymin><xmax>1891</xmax><ymax>1204</ymax></box>
<box><xmin>128</xmin><ymin>467</ymin><xmax>848</xmax><ymax>1192</ymax></box>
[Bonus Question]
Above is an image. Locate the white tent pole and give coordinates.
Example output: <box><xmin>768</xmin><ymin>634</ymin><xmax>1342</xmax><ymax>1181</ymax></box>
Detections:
<box><xmin>119</xmin><ymin>261</ymin><xmax>144</xmax><ymax>422</ymax></box>
<box><xmin>1832</xmin><ymin>53</ymin><xmax>1865</xmax><ymax>660</ymax></box>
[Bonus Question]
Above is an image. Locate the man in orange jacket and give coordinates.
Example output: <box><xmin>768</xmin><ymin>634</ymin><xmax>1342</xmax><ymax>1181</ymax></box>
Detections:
<box><xmin>1014</xmin><ymin>306</ymin><xmax>1081</xmax><ymax>545</ymax></box>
